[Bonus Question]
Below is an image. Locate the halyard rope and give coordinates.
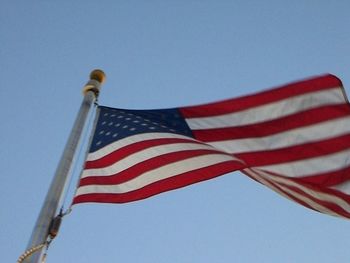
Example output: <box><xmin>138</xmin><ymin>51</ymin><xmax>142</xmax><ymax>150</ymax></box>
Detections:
<box><xmin>17</xmin><ymin>242</ymin><xmax>48</xmax><ymax>263</ymax></box>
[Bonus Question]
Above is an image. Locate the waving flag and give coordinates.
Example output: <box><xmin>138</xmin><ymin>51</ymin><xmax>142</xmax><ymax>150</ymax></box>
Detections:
<box><xmin>73</xmin><ymin>74</ymin><xmax>350</xmax><ymax>219</ymax></box>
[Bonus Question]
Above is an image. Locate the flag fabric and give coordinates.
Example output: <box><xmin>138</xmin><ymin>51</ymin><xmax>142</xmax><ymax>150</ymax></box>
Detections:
<box><xmin>73</xmin><ymin>74</ymin><xmax>350</xmax><ymax>219</ymax></box>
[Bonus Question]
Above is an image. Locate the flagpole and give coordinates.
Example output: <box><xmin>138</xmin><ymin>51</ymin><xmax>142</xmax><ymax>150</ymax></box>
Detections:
<box><xmin>23</xmin><ymin>70</ymin><xmax>106</xmax><ymax>263</ymax></box>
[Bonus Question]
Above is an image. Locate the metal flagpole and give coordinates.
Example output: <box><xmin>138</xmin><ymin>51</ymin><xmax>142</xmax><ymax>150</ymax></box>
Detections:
<box><xmin>22</xmin><ymin>70</ymin><xmax>106</xmax><ymax>263</ymax></box>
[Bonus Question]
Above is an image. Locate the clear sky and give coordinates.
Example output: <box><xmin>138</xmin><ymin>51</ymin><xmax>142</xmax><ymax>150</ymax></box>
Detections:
<box><xmin>2</xmin><ymin>1</ymin><xmax>350</xmax><ymax>262</ymax></box>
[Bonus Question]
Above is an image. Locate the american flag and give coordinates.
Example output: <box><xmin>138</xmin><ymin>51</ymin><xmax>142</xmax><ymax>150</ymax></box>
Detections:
<box><xmin>73</xmin><ymin>74</ymin><xmax>350</xmax><ymax>219</ymax></box>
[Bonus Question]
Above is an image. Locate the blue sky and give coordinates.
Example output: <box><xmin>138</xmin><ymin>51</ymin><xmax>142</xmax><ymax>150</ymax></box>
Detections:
<box><xmin>2</xmin><ymin>1</ymin><xmax>350</xmax><ymax>262</ymax></box>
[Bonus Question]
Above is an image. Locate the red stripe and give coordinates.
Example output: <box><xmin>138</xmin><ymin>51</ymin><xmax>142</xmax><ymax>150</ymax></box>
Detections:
<box><xmin>254</xmin><ymin>169</ymin><xmax>350</xmax><ymax>207</ymax></box>
<box><xmin>80</xmin><ymin>150</ymin><xmax>240</xmax><ymax>186</ymax></box>
<box><xmin>290</xmin><ymin>176</ymin><xmax>350</xmax><ymax>203</ymax></box>
<box><xmin>191</xmin><ymin>104</ymin><xmax>350</xmax><ymax>142</ymax></box>
<box><xmin>242</xmin><ymin>169</ymin><xmax>321</xmax><ymax>214</ymax></box>
<box><xmin>255</xmin><ymin>171</ymin><xmax>350</xmax><ymax>217</ymax></box>
<box><xmin>244</xmin><ymin>169</ymin><xmax>350</xmax><ymax>218</ymax></box>
<box><xmin>296</xmin><ymin>165</ymin><xmax>350</xmax><ymax>188</ymax></box>
<box><xmin>85</xmin><ymin>138</ymin><xmax>200</xmax><ymax>169</ymax></box>
<box><xmin>73</xmin><ymin>160</ymin><xmax>242</xmax><ymax>204</ymax></box>
<box><xmin>180</xmin><ymin>75</ymin><xmax>342</xmax><ymax>118</ymax></box>
<box><xmin>271</xmin><ymin>177</ymin><xmax>350</xmax><ymax>218</ymax></box>
<box><xmin>235</xmin><ymin>133</ymin><xmax>350</xmax><ymax>167</ymax></box>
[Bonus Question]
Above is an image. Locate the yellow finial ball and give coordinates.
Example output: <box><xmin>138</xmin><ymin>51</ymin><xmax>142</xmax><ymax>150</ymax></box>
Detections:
<box><xmin>90</xmin><ymin>69</ymin><xmax>106</xmax><ymax>84</ymax></box>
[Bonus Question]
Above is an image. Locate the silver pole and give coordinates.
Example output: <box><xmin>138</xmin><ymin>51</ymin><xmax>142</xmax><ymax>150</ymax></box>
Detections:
<box><xmin>23</xmin><ymin>70</ymin><xmax>106</xmax><ymax>263</ymax></box>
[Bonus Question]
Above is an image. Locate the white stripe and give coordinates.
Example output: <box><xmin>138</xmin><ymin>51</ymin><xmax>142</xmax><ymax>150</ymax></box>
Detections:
<box><xmin>244</xmin><ymin>168</ymin><xmax>342</xmax><ymax>218</ymax></box>
<box><xmin>82</xmin><ymin>142</ymin><xmax>236</xmax><ymax>178</ymax></box>
<box><xmin>331</xmin><ymin>180</ymin><xmax>350</xmax><ymax>195</ymax></box>
<box><xmin>269</xmin><ymin>180</ymin><xmax>341</xmax><ymax>217</ymax></box>
<box><xmin>87</xmin><ymin>132</ymin><xmax>197</xmax><ymax>161</ymax></box>
<box><xmin>243</xmin><ymin>168</ymin><xmax>295</xmax><ymax>202</ymax></box>
<box><xmin>254</xmin><ymin>168</ymin><xmax>350</xmax><ymax>214</ymax></box>
<box><xmin>76</xmin><ymin>154</ymin><xmax>235</xmax><ymax>195</ymax></box>
<box><xmin>257</xmin><ymin>147</ymin><xmax>350</xmax><ymax>177</ymax></box>
<box><xmin>208</xmin><ymin>116</ymin><xmax>350</xmax><ymax>154</ymax></box>
<box><xmin>186</xmin><ymin>88</ymin><xmax>345</xmax><ymax>130</ymax></box>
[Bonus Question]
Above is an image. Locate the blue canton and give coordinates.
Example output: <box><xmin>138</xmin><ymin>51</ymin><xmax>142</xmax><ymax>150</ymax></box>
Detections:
<box><xmin>89</xmin><ymin>106</ymin><xmax>193</xmax><ymax>152</ymax></box>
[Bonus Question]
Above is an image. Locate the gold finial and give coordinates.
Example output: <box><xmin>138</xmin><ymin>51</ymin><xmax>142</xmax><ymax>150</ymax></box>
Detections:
<box><xmin>90</xmin><ymin>69</ymin><xmax>106</xmax><ymax>84</ymax></box>
<box><xmin>83</xmin><ymin>69</ymin><xmax>106</xmax><ymax>97</ymax></box>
